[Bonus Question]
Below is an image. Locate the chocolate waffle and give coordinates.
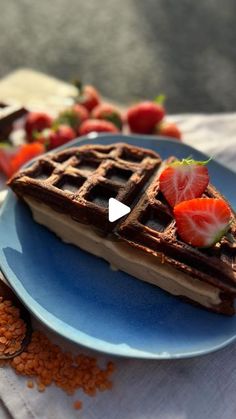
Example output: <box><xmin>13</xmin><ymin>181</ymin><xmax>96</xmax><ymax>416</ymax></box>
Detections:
<box><xmin>8</xmin><ymin>143</ymin><xmax>236</xmax><ymax>315</ymax></box>
<box><xmin>9</xmin><ymin>143</ymin><xmax>161</xmax><ymax>232</ymax></box>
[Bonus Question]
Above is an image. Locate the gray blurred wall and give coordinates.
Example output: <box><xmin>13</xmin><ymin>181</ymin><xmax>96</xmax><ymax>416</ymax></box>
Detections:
<box><xmin>1</xmin><ymin>0</ymin><xmax>236</xmax><ymax>112</ymax></box>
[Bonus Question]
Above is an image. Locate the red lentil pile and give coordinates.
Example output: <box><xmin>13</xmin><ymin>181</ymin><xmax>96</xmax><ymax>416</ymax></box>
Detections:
<box><xmin>0</xmin><ymin>297</ymin><xmax>27</xmax><ymax>357</ymax></box>
<box><xmin>0</xmin><ymin>296</ymin><xmax>115</xmax><ymax>410</ymax></box>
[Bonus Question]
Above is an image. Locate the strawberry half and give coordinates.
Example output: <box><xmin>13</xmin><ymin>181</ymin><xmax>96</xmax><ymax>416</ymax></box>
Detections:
<box><xmin>159</xmin><ymin>158</ymin><xmax>210</xmax><ymax>207</ymax></box>
<box><xmin>174</xmin><ymin>198</ymin><xmax>232</xmax><ymax>248</ymax></box>
<box><xmin>0</xmin><ymin>143</ymin><xmax>45</xmax><ymax>178</ymax></box>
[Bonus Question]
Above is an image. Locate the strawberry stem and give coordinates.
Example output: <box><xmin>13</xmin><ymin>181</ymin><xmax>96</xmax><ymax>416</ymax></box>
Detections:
<box><xmin>72</xmin><ymin>78</ymin><xmax>83</xmax><ymax>93</ymax></box>
<box><xmin>170</xmin><ymin>156</ymin><xmax>212</xmax><ymax>167</ymax></box>
<box><xmin>154</xmin><ymin>94</ymin><xmax>166</xmax><ymax>105</ymax></box>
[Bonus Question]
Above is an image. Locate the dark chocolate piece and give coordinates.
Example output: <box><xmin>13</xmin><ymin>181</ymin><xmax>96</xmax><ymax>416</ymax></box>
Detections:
<box><xmin>0</xmin><ymin>102</ymin><xmax>27</xmax><ymax>139</ymax></box>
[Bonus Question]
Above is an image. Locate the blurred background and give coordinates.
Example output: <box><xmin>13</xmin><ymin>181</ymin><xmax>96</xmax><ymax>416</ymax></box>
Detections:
<box><xmin>1</xmin><ymin>0</ymin><xmax>236</xmax><ymax>113</ymax></box>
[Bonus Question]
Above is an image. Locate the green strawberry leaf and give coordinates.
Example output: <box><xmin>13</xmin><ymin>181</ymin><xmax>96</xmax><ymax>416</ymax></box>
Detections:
<box><xmin>55</xmin><ymin>110</ymin><xmax>79</xmax><ymax>130</ymax></box>
<box><xmin>32</xmin><ymin>130</ymin><xmax>42</xmax><ymax>140</ymax></box>
<box><xmin>72</xmin><ymin>78</ymin><xmax>83</xmax><ymax>92</ymax></box>
<box><xmin>170</xmin><ymin>156</ymin><xmax>212</xmax><ymax>167</ymax></box>
<box><xmin>0</xmin><ymin>142</ymin><xmax>12</xmax><ymax>149</ymax></box>
<box><xmin>104</xmin><ymin>113</ymin><xmax>122</xmax><ymax>130</ymax></box>
<box><xmin>154</xmin><ymin>94</ymin><xmax>166</xmax><ymax>105</ymax></box>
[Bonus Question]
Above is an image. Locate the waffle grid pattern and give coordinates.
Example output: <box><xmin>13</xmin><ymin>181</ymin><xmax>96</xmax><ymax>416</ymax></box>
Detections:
<box><xmin>118</xmin><ymin>169</ymin><xmax>236</xmax><ymax>295</ymax></box>
<box><xmin>10</xmin><ymin>143</ymin><xmax>161</xmax><ymax>231</ymax></box>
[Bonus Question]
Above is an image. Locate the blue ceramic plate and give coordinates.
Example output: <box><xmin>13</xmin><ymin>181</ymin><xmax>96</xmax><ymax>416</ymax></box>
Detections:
<box><xmin>0</xmin><ymin>134</ymin><xmax>235</xmax><ymax>359</ymax></box>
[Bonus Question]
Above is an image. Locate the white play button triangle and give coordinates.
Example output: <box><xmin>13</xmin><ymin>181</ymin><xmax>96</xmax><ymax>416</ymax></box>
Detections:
<box><xmin>108</xmin><ymin>198</ymin><xmax>131</xmax><ymax>222</ymax></box>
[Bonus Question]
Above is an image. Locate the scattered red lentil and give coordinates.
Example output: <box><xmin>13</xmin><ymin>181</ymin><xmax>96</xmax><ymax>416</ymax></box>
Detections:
<box><xmin>73</xmin><ymin>400</ymin><xmax>83</xmax><ymax>410</ymax></box>
<box><xmin>27</xmin><ymin>380</ymin><xmax>34</xmax><ymax>389</ymax></box>
<box><xmin>0</xmin><ymin>296</ymin><xmax>116</xmax><ymax>411</ymax></box>
<box><xmin>0</xmin><ymin>297</ymin><xmax>26</xmax><ymax>357</ymax></box>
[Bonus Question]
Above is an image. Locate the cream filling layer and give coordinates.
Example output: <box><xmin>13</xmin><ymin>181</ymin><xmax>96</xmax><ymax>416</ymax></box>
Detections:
<box><xmin>24</xmin><ymin>197</ymin><xmax>221</xmax><ymax>309</ymax></box>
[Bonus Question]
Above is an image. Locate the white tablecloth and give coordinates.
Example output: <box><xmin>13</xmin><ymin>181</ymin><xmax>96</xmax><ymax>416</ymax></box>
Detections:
<box><xmin>0</xmin><ymin>113</ymin><xmax>236</xmax><ymax>419</ymax></box>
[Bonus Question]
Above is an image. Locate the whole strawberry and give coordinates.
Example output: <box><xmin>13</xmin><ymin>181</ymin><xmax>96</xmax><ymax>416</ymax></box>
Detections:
<box><xmin>56</xmin><ymin>104</ymin><xmax>89</xmax><ymax>133</ymax></box>
<box><xmin>127</xmin><ymin>101</ymin><xmax>165</xmax><ymax>134</ymax></box>
<box><xmin>79</xmin><ymin>119</ymin><xmax>118</xmax><ymax>136</ymax></box>
<box><xmin>155</xmin><ymin>121</ymin><xmax>182</xmax><ymax>140</ymax></box>
<box><xmin>46</xmin><ymin>125</ymin><xmax>76</xmax><ymax>150</ymax></box>
<box><xmin>77</xmin><ymin>85</ymin><xmax>100</xmax><ymax>112</ymax></box>
<box><xmin>25</xmin><ymin>112</ymin><xmax>53</xmax><ymax>141</ymax></box>
<box><xmin>91</xmin><ymin>103</ymin><xmax>123</xmax><ymax>130</ymax></box>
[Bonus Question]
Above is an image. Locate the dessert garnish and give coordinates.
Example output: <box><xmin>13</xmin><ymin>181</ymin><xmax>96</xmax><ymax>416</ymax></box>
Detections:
<box><xmin>174</xmin><ymin>198</ymin><xmax>232</xmax><ymax>248</ymax></box>
<box><xmin>159</xmin><ymin>157</ymin><xmax>210</xmax><ymax>207</ymax></box>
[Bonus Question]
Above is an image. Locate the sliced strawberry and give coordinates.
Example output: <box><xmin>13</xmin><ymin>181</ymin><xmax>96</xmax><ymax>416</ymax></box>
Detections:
<box><xmin>0</xmin><ymin>142</ymin><xmax>45</xmax><ymax>178</ymax></box>
<box><xmin>159</xmin><ymin>158</ymin><xmax>210</xmax><ymax>207</ymax></box>
<box><xmin>11</xmin><ymin>143</ymin><xmax>45</xmax><ymax>175</ymax></box>
<box><xmin>0</xmin><ymin>145</ymin><xmax>16</xmax><ymax>178</ymax></box>
<box><xmin>174</xmin><ymin>198</ymin><xmax>232</xmax><ymax>248</ymax></box>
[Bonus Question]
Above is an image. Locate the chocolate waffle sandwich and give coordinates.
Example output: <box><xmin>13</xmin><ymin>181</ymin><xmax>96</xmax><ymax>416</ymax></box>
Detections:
<box><xmin>8</xmin><ymin>143</ymin><xmax>236</xmax><ymax>315</ymax></box>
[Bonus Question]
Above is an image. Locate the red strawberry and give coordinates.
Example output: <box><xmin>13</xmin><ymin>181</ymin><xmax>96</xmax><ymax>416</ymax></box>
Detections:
<box><xmin>79</xmin><ymin>119</ymin><xmax>119</xmax><ymax>136</ymax></box>
<box><xmin>0</xmin><ymin>142</ymin><xmax>45</xmax><ymax>178</ymax></box>
<box><xmin>47</xmin><ymin>125</ymin><xmax>76</xmax><ymax>150</ymax></box>
<box><xmin>155</xmin><ymin>121</ymin><xmax>182</xmax><ymax>140</ymax></box>
<box><xmin>56</xmin><ymin>104</ymin><xmax>89</xmax><ymax>133</ymax></box>
<box><xmin>25</xmin><ymin>112</ymin><xmax>53</xmax><ymax>141</ymax></box>
<box><xmin>127</xmin><ymin>101</ymin><xmax>165</xmax><ymax>134</ymax></box>
<box><xmin>174</xmin><ymin>198</ymin><xmax>232</xmax><ymax>248</ymax></box>
<box><xmin>0</xmin><ymin>145</ymin><xmax>17</xmax><ymax>178</ymax></box>
<box><xmin>77</xmin><ymin>85</ymin><xmax>100</xmax><ymax>112</ymax></box>
<box><xmin>159</xmin><ymin>158</ymin><xmax>210</xmax><ymax>207</ymax></box>
<box><xmin>91</xmin><ymin>103</ymin><xmax>123</xmax><ymax>130</ymax></box>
